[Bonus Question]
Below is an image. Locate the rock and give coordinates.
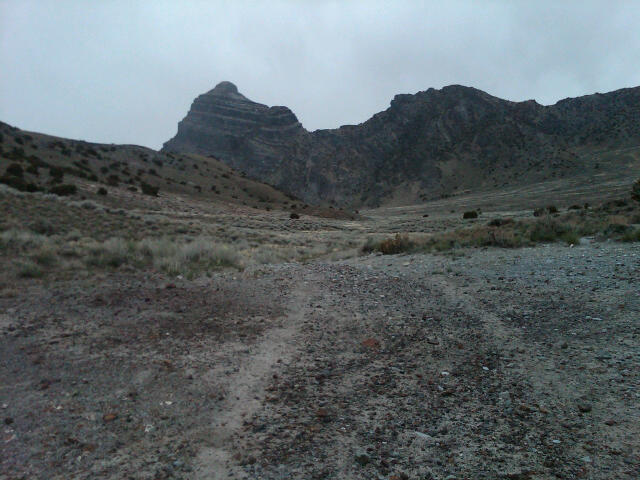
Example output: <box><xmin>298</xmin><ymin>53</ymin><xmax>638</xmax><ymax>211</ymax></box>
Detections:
<box><xmin>361</xmin><ymin>338</ymin><xmax>380</xmax><ymax>349</ymax></box>
<box><xmin>316</xmin><ymin>408</ymin><xmax>331</xmax><ymax>422</ymax></box>
<box><xmin>577</xmin><ymin>402</ymin><xmax>592</xmax><ymax>413</ymax></box>
<box><xmin>354</xmin><ymin>451</ymin><xmax>371</xmax><ymax>466</ymax></box>
<box><xmin>102</xmin><ymin>413</ymin><xmax>118</xmax><ymax>422</ymax></box>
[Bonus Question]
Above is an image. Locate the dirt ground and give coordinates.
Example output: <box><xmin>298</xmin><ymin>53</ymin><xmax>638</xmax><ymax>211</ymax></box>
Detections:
<box><xmin>1</xmin><ymin>169</ymin><xmax>639</xmax><ymax>479</ymax></box>
<box><xmin>1</xmin><ymin>237</ymin><xmax>638</xmax><ymax>479</ymax></box>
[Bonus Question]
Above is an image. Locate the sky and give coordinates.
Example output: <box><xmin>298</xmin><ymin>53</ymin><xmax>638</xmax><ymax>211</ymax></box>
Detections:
<box><xmin>1</xmin><ymin>1</ymin><xmax>640</xmax><ymax>150</ymax></box>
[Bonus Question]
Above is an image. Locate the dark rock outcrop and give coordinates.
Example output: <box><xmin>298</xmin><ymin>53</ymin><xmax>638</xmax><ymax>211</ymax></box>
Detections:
<box><xmin>163</xmin><ymin>82</ymin><xmax>640</xmax><ymax>206</ymax></box>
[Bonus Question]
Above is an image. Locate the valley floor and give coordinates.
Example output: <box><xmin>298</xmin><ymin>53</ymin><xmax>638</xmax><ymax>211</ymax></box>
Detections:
<box><xmin>1</xmin><ymin>241</ymin><xmax>638</xmax><ymax>479</ymax></box>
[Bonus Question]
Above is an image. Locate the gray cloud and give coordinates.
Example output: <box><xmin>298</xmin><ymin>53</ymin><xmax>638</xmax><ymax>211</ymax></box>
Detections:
<box><xmin>2</xmin><ymin>0</ymin><xmax>639</xmax><ymax>149</ymax></box>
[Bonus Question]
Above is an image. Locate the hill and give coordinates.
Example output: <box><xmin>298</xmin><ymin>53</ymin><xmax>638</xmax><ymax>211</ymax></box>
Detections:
<box><xmin>0</xmin><ymin>121</ymin><xmax>354</xmax><ymax>220</ymax></box>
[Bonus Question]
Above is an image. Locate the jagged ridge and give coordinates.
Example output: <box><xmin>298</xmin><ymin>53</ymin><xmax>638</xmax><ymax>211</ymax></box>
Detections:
<box><xmin>163</xmin><ymin>82</ymin><xmax>640</xmax><ymax>206</ymax></box>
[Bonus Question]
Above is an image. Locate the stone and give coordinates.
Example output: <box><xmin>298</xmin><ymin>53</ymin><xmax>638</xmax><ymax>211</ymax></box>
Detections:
<box><xmin>354</xmin><ymin>451</ymin><xmax>371</xmax><ymax>466</ymax></box>
<box><xmin>102</xmin><ymin>413</ymin><xmax>118</xmax><ymax>422</ymax></box>
<box><xmin>361</xmin><ymin>338</ymin><xmax>380</xmax><ymax>349</ymax></box>
<box><xmin>577</xmin><ymin>402</ymin><xmax>592</xmax><ymax>413</ymax></box>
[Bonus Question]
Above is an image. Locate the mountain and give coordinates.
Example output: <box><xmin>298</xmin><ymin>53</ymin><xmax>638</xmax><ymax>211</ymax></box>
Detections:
<box><xmin>163</xmin><ymin>82</ymin><xmax>640</xmax><ymax>207</ymax></box>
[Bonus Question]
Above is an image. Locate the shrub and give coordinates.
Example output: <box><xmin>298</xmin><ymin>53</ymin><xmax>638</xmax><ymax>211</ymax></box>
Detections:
<box><xmin>377</xmin><ymin>233</ymin><xmax>415</xmax><ymax>255</ymax></box>
<box><xmin>290</xmin><ymin>212</ymin><xmax>300</xmax><ymax>219</ymax></box>
<box><xmin>5</xmin><ymin>163</ymin><xmax>24</xmax><ymax>177</ymax></box>
<box><xmin>31</xmin><ymin>247</ymin><xmax>57</xmax><ymax>266</ymax></box>
<box><xmin>48</xmin><ymin>184</ymin><xmax>77</xmax><ymax>196</ymax></box>
<box><xmin>463</xmin><ymin>210</ymin><xmax>478</xmax><ymax>219</ymax></box>
<box><xmin>0</xmin><ymin>175</ymin><xmax>41</xmax><ymax>192</ymax></box>
<box><xmin>16</xmin><ymin>260</ymin><xmax>43</xmax><ymax>279</ymax></box>
<box><xmin>568</xmin><ymin>204</ymin><xmax>582</xmax><ymax>210</ymax></box>
<box><xmin>30</xmin><ymin>219</ymin><xmax>55</xmax><ymax>235</ymax></box>
<box><xmin>547</xmin><ymin>205</ymin><xmax>558</xmax><ymax>214</ymax></box>
<box><xmin>621</xmin><ymin>227</ymin><xmax>640</xmax><ymax>242</ymax></box>
<box><xmin>529</xmin><ymin>218</ymin><xmax>573</xmax><ymax>243</ymax></box>
<box><xmin>97</xmin><ymin>187</ymin><xmax>107</xmax><ymax>195</ymax></box>
<box><xmin>533</xmin><ymin>207</ymin><xmax>545</xmax><ymax>217</ymax></box>
<box><xmin>49</xmin><ymin>166</ymin><xmax>64</xmax><ymax>180</ymax></box>
<box><xmin>632</xmin><ymin>179</ymin><xmax>640</xmax><ymax>202</ymax></box>
<box><xmin>107</xmin><ymin>174</ymin><xmax>119</xmax><ymax>186</ymax></box>
<box><xmin>488</xmin><ymin>218</ymin><xmax>514</xmax><ymax>227</ymax></box>
<box><xmin>140</xmin><ymin>181</ymin><xmax>159</xmax><ymax>196</ymax></box>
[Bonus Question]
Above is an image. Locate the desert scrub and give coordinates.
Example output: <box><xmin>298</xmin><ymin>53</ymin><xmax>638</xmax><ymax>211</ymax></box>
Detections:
<box><xmin>632</xmin><ymin>179</ymin><xmax>640</xmax><ymax>202</ymax></box>
<box><xmin>620</xmin><ymin>227</ymin><xmax>640</xmax><ymax>242</ymax></box>
<box><xmin>85</xmin><ymin>236</ymin><xmax>242</xmax><ymax>275</ymax></box>
<box><xmin>0</xmin><ymin>229</ymin><xmax>48</xmax><ymax>251</ymax></box>
<box><xmin>86</xmin><ymin>237</ymin><xmax>139</xmax><ymax>268</ymax></box>
<box><xmin>15</xmin><ymin>259</ymin><xmax>43</xmax><ymax>278</ymax></box>
<box><xmin>362</xmin><ymin>233</ymin><xmax>416</xmax><ymax>255</ymax></box>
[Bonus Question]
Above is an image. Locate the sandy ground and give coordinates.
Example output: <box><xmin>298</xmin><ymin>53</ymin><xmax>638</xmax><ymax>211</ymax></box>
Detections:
<box><xmin>1</xmin><ymin>238</ymin><xmax>638</xmax><ymax>480</ymax></box>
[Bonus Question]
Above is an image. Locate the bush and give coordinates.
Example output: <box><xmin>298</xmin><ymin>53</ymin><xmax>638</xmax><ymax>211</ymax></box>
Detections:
<box><xmin>533</xmin><ymin>207</ymin><xmax>545</xmax><ymax>217</ymax></box>
<box><xmin>30</xmin><ymin>219</ymin><xmax>55</xmax><ymax>236</ymax></box>
<box><xmin>97</xmin><ymin>187</ymin><xmax>107</xmax><ymax>195</ymax></box>
<box><xmin>49</xmin><ymin>166</ymin><xmax>64</xmax><ymax>180</ymax></box>
<box><xmin>621</xmin><ymin>227</ymin><xmax>640</xmax><ymax>242</ymax></box>
<box><xmin>377</xmin><ymin>233</ymin><xmax>415</xmax><ymax>255</ymax></box>
<box><xmin>5</xmin><ymin>163</ymin><xmax>24</xmax><ymax>177</ymax></box>
<box><xmin>0</xmin><ymin>175</ymin><xmax>41</xmax><ymax>192</ymax></box>
<box><xmin>140</xmin><ymin>181</ymin><xmax>159</xmax><ymax>196</ymax></box>
<box><xmin>488</xmin><ymin>218</ymin><xmax>514</xmax><ymax>227</ymax></box>
<box><xmin>107</xmin><ymin>174</ymin><xmax>119</xmax><ymax>186</ymax></box>
<box><xmin>547</xmin><ymin>205</ymin><xmax>558</xmax><ymax>214</ymax></box>
<box><xmin>632</xmin><ymin>179</ymin><xmax>640</xmax><ymax>202</ymax></box>
<box><xmin>463</xmin><ymin>210</ymin><xmax>478</xmax><ymax>219</ymax></box>
<box><xmin>48</xmin><ymin>184</ymin><xmax>77</xmax><ymax>196</ymax></box>
<box><xmin>16</xmin><ymin>260</ymin><xmax>43</xmax><ymax>279</ymax></box>
<box><xmin>529</xmin><ymin>218</ymin><xmax>573</xmax><ymax>243</ymax></box>
<box><xmin>290</xmin><ymin>212</ymin><xmax>300</xmax><ymax>219</ymax></box>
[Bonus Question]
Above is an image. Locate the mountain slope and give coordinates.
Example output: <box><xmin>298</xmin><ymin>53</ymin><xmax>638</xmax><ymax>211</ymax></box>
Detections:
<box><xmin>162</xmin><ymin>83</ymin><xmax>640</xmax><ymax>207</ymax></box>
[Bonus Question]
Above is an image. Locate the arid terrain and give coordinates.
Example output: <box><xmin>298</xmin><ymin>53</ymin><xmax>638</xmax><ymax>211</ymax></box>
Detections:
<box><xmin>1</xmin><ymin>133</ymin><xmax>639</xmax><ymax>479</ymax></box>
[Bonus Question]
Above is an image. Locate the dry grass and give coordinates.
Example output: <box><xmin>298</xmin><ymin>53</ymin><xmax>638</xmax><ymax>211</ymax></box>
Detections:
<box><xmin>362</xmin><ymin>200</ymin><xmax>640</xmax><ymax>255</ymax></box>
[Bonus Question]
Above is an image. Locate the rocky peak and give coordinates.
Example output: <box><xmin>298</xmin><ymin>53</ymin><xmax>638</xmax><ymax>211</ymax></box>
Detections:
<box><xmin>205</xmin><ymin>81</ymin><xmax>249</xmax><ymax>101</ymax></box>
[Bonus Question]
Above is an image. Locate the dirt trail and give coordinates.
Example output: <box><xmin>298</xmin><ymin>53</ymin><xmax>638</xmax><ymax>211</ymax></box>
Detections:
<box><xmin>193</xmin><ymin>270</ymin><xmax>318</xmax><ymax>479</ymax></box>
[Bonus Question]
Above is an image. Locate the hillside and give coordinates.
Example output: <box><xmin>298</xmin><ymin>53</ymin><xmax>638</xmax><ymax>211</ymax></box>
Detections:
<box><xmin>0</xmin><ymin>121</ymin><xmax>354</xmax><ymax>220</ymax></box>
<box><xmin>163</xmin><ymin>82</ymin><xmax>640</xmax><ymax>206</ymax></box>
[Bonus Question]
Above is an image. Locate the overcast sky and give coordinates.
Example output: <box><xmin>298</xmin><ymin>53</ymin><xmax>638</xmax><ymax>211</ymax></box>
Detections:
<box><xmin>1</xmin><ymin>1</ymin><xmax>639</xmax><ymax>149</ymax></box>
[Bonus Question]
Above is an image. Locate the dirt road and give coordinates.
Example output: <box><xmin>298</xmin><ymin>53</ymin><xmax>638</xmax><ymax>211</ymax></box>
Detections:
<box><xmin>1</xmin><ymin>241</ymin><xmax>638</xmax><ymax>479</ymax></box>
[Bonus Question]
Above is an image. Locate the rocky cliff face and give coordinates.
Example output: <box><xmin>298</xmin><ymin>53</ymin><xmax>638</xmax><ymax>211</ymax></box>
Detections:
<box><xmin>163</xmin><ymin>82</ymin><xmax>640</xmax><ymax>206</ymax></box>
<box><xmin>163</xmin><ymin>81</ymin><xmax>305</xmax><ymax>180</ymax></box>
